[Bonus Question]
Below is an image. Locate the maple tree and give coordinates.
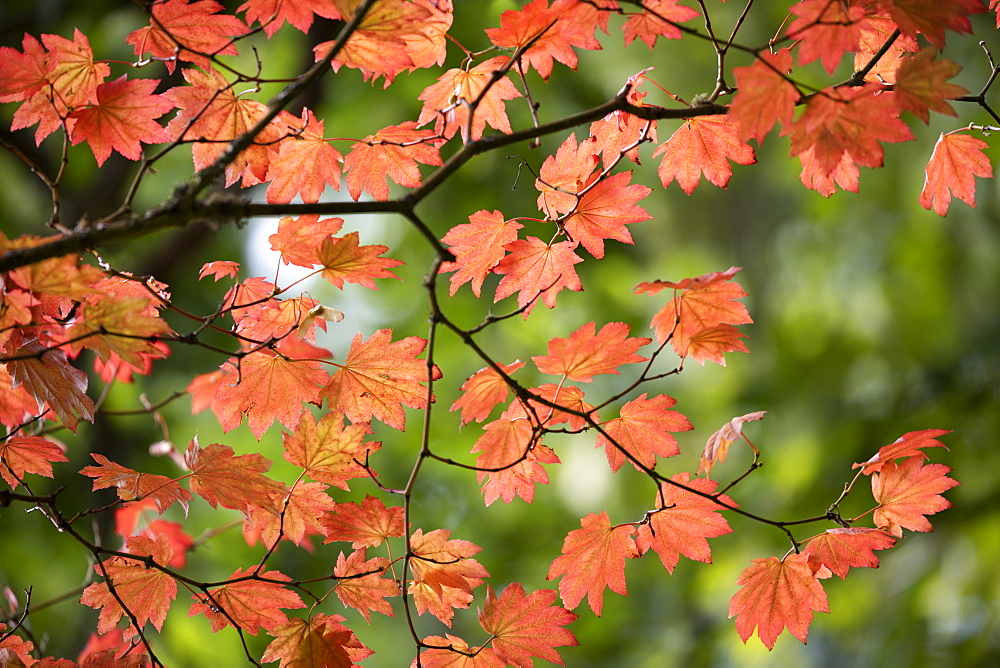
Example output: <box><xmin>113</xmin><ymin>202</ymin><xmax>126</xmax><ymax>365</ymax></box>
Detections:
<box><xmin>0</xmin><ymin>0</ymin><xmax>993</xmax><ymax>664</ymax></box>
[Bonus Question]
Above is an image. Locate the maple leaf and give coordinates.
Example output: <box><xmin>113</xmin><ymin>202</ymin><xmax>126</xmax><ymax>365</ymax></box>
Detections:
<box><xmin>269</xmin><ymin>215</ymin><xmax>345</xmax><ymax>268</ymax></box>
<box><xmin>882</xmin><ymin>0</ymin><xmax>983</xmax><ymax>48</ymax></box>
<box><xmin>635</xmin><ymin>473</ymin><xmax>734</xmax><ymax>572</ymax></box>
<box><xmin>322</xmin><ymin>329</ymin><xmax>438</xmax><ymax>430</ymax></box>
<box><xmin>321</xmin><ymin>495</ymin><xmax>405</xmax><ymax>548</ymax></box>
<box><xmin>854</xmin><ymin>13</ymin><xmax>921</xmax><ymax>84</ymax></box>
<box><xmin>417</xmin><ymin>56</ymin><xmax>523</xmax><ymax>141</ymax></box>
<box><xmin>546</xmin><ymin>511</ymin><xmax>638</xmax><ymax>615</ymax></box>
<box><xmin>493</xmin><ymin>238</ymin><xmax>584</xmax><ymax>317</ymax></box>
<box><xmin>698</xmin><ymin>410</ymin><xmax>767</xmax><ymax>477</ymax></box>
<box><xmin>654</xmin><ymin>116</ymin><xmax>756</xmax><ymax>195</ymax></box>
<box><xmin>6</xmin><ymin>342</ymin><xmax>94</xmax><ymax>433</ymax></box>
<box><xmin>471</xmin><ymin>411</ymin><xmax>559</xmax><ymax>505</ymax></box>
<box><xmin>80</xmin><ymin>535</ymin><xmax>178</xmax><ymax>639</ymax></box>
<box><xmin>0</xmin><ymin>369</ymin><xmax>37</xmax><ymax>431</ymax></box>
<box><xmin>485</xmin><ymin>0</ymin><xmax>600</xmax><ymax>81</ymax></box>
<box><xmin>343</xmin><ymin>121</ymin><xmax>443</xmax><ymax>201</ymax></box>
<box><xmin>199</xmin><ymin>260</ymin><xmax>241</xmax><ymax>281</ymax></box>
<box><xmin>440</xmin><ymin>210</ymin><xmax>524</xmax><ymax>298</ymax></box>
<box><xmin>67</xmin><ymin>76</ymin><xmax>171</xmax><ymax>166</ymax></box>
<box><xmin>596</xmin><ymin>393</ymin><xmax>691</xmax><ymax>472</ymax></box>
<box><xmin>80</xmin><ymin>453</ymin><xmax>193</xmax><ymax>514</ymax></box>
<box><xmin>450</xmin><ymin>360</ymin><xmax>526</xmax><ymax>425</ymax></box>
<box><xmin>282</xmin><ymin>410</ymin><xmax>378</xmax><ymax>489</ymax></box>
<box><xmin>419</xmin><ymin>635</ymin><xmax>504</xmax><ymax>667</ymax></box>
<box><xmin>262</xmin><ymin>613</ymin><xmax>373</xmax><ymax>667</ymax></box>
<box><xmin>730</xmin><ymin>48</ymin><xmax>798</xmax><ymax>143</ymax></box>
<box><xmin>802</xmin><ymin>528</ymin><xmax>897</xmax><ymax>579</ymax></box>
<box><xmin>853</xmin><ymin>428</ymin><xmax>951</xmax><ymax>474</ymax></box>
<box><xmin>535</xmin><ymin>133</ymin><xmax>599</xmax><ymax>218</ymax></box>
<box><xmin>317</xmin><ymin>232</ymin><xmax>403</xmax><ymax>289</ymax></box>
<box><xmin>919</xmin><ymin>132</ymin><xmax>993</xmax><ymax>216</ymax></box>
<box><xmin>0</xmin><ymin>435</ymin><xmax>68</xmax><ymax>489</ymax></box>
<box><xmin>872</xmin><ymin>458</ymin><xmax>959</xmax><ymax>537</ymax></box>
<box><xmin>797</xmin><ymin>145</ymin><xmax>860</xmax><ymax>197</ymax></box>
<box><xmin>893</xmin><ymin>48</ymin><xmax>966</xmax><ymax>123</ymax></box>
<box><xmin>190</xmin><ymin>568</ymin><xmax>305</xmax><ymax>635</ymax></box>
<box><xmin>409</xmin><ymin>529</ymin><xmax>490</xmax><ymax>626</ymax></box>
<box><xmin>728</xmin><ymin>553</ymin><xmax>829</xmax><ymax>649</ymax></box>
<box><xmin>125</xmin><ymin>0</ymin><xmax>247</xmax><ymax>73</ymax></box>
<box><xmin>265</xmin><ymin>109</ymin><xmax>342</xmax><ymax>203</ymax></box>
<box><xmin>214</xmin><ymin>348</ymin><xmax>327</xmax><ymax>439</ymax></box>
<box><xmin>622</xmin><ymin>0</ymin><xmax>700</xmax><ymax>48</ymax></box>
<box><xmin>246</xmin><ymin>481</ymin><xmax>336</xmax><ymax>548</ymax></box>
<box><xmin>529</xmin><ymin>383</ymin><xmax>595</xmax><ymax>431</ymax></box>
<box><xmin>589</xmin><ymin>68</ymin><xmax>658</xmax><ymax>167</ymax></box>
<box><xmin>67</xmin><ymin>295</ymin><xmax>172</xmax><ymax>369</ymax></box>
<box><xmin>239</xmin><ymin>0</ymin><xmax>341</xmax><ymax>37</ymax></box>
<box><xmin>334</xmin><ymin>549</ymin><xmax>397</xmax><ymax>622</ymax></box>
<box><xmin>185</xmin><ymin>440</ymin><xmax>287</xmax><ymax>515</ymax></box>
<box><xmin>533</xmin><ymin>321</ymin><xmax>648</xmax><ymax>383</ymax></box>
<box><xmin>479</xmin><ymin>582</ymin><xmax>578</xmax><ymax>668</ymax></box>
<box><xmin>562</xmin><ymin>171</ymin><xmax>651</xmax><ymax>258</ymax></box>
<box><xmin>786</xmin><ymin>0</ymin><xmax>868</xmax><ymax>74</ymax></box>
<box><xmin>0</xmin><ymin>34</ymin><xmax>50</xmax><ymax>103</ymax></box>
<box><xmin>786</xmin><ymin>84</ymin><xmax>914</xmax><ymax>176</ymax></box>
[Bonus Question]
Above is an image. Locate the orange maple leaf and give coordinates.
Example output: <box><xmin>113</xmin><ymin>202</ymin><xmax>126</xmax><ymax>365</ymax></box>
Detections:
<box><xmin>622</xmin><ymin>0</ymin><xmax>700</xmax><ymax>48</ymax></box>
<box><xmin>893</xmin><ymin>47</ymin><xmax>966</xmax><ymax>123</ymax></box>
<box><xmin>440</xmin><ymin>210</ymin><xmax>524</xmax><ymax>298</ymax></box>
<box><xmin>0</xmin><ymin>435</ymin><xmax>68</xmax><ymax>488</ymax></box>
<box><xmin>125</xmin><ymin>0</ymin><xmax>247</xmax><ymax>72</ymax></box>
<box><xmin>185</xmin><ymin>440</ymin><xmax>287</xmax><ymax>515</ymax></box>
<box><xmin>532</xmin><ymin>321</ymin><xmax>649</xmax><ymax>383</ymax></box>
<box><xmin>262</xmin><ymin>613</ymin><xmax>372</xmax><ymax>667</ymax></box>
<box><xmin>0</xmin><ymin>34</ymin><xmax>49</xmax><ymax>103</ymax></box>
<box><xmin>321</xmin><ymin>329</ymin><xmax>439</xmax><ymax>430</ymax></box>
<box><xmin>872</xmin><ymin>458</ymin><xmax>959</xmax><ymax>537</ymax></box>
<box><xmin>535</xmin><ymin>132</ymin><xmax>599</xmax><ymax>218</ymax></box>
<box><xmin>333</xmin><ymin>549</ymin><xmax>397</xmax><ymax>622</ymax></box>
<box><xmin>919</xmin><ymin>132</ymin><xmax>993</xmax><ymax>216</ymax></box>
<box><xmin>6</xmin><ymin>342</ymin><xmax>95</xmax><ymax>433</ymax></box>
<box><xmin>321</xmin><ymin>495</ymin><xmax>405</xmax><ymax>549</ymax></box>
<box><xmin>282</xmin><ymin>410</ymin><xmax>378</xmax><ymax>490</ymax></box>
<box><xmin>80</xmin><ymin>453</ymin><xmax>193</xmax><ymax>514</ymax></box>
<box><xmin>797</xmin><ymin>145</ymin><xmax>860</xmax><ymax>197</ymax></box>
<box><xmin>239</xmin><ymin>0</ymin><xmax>341</xmax><ymax>37</ymax></box>
<box><xmin>853</xmin><ymin>428</ymin><xmax>951</xmax><ymax>474</ymax></box>
<box><xmin>563</xmin><ymin>171</ymin><xmax>651</xmax><ymax>258</ymax></box>
<box><xmin>471</xmin><ymin>410</ymin><xmax>558</xmax><ymax>505</ymax></box>
<box><xmin>596</xmin><ymin>393</ymin><xmax>691</xmax><ymax>472</ymax></box>
<box><xmin>245</xmin><ymin>481</ymin><xmax>336</xmax><ymax>548</ymax></box>
<box><xmin>493</xmin><ymin>238</ymin><xmax>584</xmax><ymax>317</ymax></box>
<box><xmin>343</xmin><ymin>121</ymin><xmax>442</xmax><ymax>201</ymax></box>
<box><xmin>67</xmin><ymin>295</ymin><xmax>172</xmax><ymax>369</ymax></box>
<box><xmin>419</xmin><ymin>635</ymin><xmax>504</xmax><ymax>667</ymax></box>
<box><xmin>409</xmin><ymin>528</ymin><xmax>490</xmax><ymax>626</ymax></box>
<box><xmin>417</xmin><ymin>56</ymin><xmax>523</xmax><ymax>141</ymax></box>
<box><xmin>854</xmin><ymin>13</ymin><xmax>920</xmax><ymax>84</ymax></box>
<box><xmin>479</xmin><ymin>582</ymin><xmax>579</xmax><ymax>667</ymax></box>
<box><xmin>636</xmin><ymin>473</ymin><xmax>734</xmax><ymax>572</ymax></box>
<box><xmin>450</xmin><ymin>360</ymin><xmax>526</xmax><ymax>425</ymax></box>
<box><xmin>786</xmin><ymin>0</ymin><xmax>867</xmax><ymax>74</ymax></box>
<box><xmin>883</xmin><ymin>0</ymin><xmax>983</xmax><ymax>48</ymax></box>
<box><xmin>730</xmin><ymin>48</ymin><xmax>797</xmax><ymax>143</ymax></box>
<box><xmin>265</xmin><ymin>109</ymin><xmax>342</xmax><ymax>204</ymax></box>
<box><xmin>589</xmin><ymin>68</ymin><xmax>658</xmax><ymax>167</ymax></box>
<box><xmin>546</xmin><ymin>511</ymin><xmax>638</xmax><ymax>615</ymax></box>
<box><xmin>728</xmin><ymin>553</ymin><xmax>829</xmax><ymax>649</ymax></box>
<box><xmin>317</xmin><ymin>232</ymin><xmax>403</xmax><ymax>289</ymax></box>
<box><xmin>654</xmin><ymin>115</ymin><xmax>756</xmax><ymax>195</ymax></box>
<box><xmin>801</xmin><ymin>528</ymin><xmax>897</xmax><ymax>579</ymax></box>
<box><xmin>189</xmin><ymin>568</ymin><xmax>306</xmax><ymax>635</ymax></box>
<box><xmin>269</xmin><ymin>215</ymin><xmax>344</xmax><ymax>268</ymax></box>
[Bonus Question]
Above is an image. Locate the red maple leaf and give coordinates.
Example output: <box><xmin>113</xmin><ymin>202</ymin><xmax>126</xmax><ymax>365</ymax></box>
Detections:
<box><xmin>185</xmin><ymin>440</ymin><xmax>287</xmax><ymax>515</ymax></box>
<box><xmin>66</xmin><ymin>295</ymin><xmax>172</xmax><ymax>369</ymax></box>
<box><xmin>797</xmin><ymin>145</ymin><xmax>860</xmax><ymax>197</ymax></box>
<box><xmin>239</xmin><ymin>0</ymin><xmax>341</xmax><ymax>37</ymax></box>
<box><xmin>125</xmin><ymin>0</ymin><xmax>247</xmax><ymax>73</ymax></box>
<box><xmin>532</xmin><ymin>321</ymin><xmax>649</xmax><ymax>383</ymax></box>
<box><xmin>479</xmin><ymin>582</ymin><xmax>579</xmax><ymax>667</ymax></box>
<box><xmin>450</xmin><ymin>360</ymin><xmax>526</xmax><ymax>425</ymax></box>
<box><xmin>0</xmin><ymin>34</ymin><xmax>51</xmax><ymax>103</ymax></box>
<box><xmin>419</xmin><ymin>635</ymin><xmax>504</xmax><ymax>667</ymax></box>
<box><xmin>622</xmin><ymin>0</ymin><xmax>700</xmax><ymax>48</ymax></box>
<box><xmin>872</xmin><ymin>458</ymin><xmax>959</xmax><ymax>537</ymax></box>
<box><xmin>596</xmin><ymin>393</ymin><xmax>691</xmax><ymax>472</ymax></box>
<box><xmin>529</xmin><ymin>383</ymin><xmax>595</xmax><ymax>431</ymax></box>
<box><xmin>546</xmin><ymin>511</ymin><xmax>638</xmax><ymax>615</ymax></box>
<box><xmin>80</xmin><ymin>453</ymin><xmax>193</xmax><ymax>514</ymax></box>
<box><xmin>265</xmin><ymin>109</ymin><xmax>342</xmax><ymax>203</ymax></box>
<box><xmin>535</xmin><ymin>132</ymin><xmax>599</xmax><ymax>219</ymax></box>
<box><xmin>317</xmin><ymin>232</ymin><xmax>403</xmax><ymax>289</ymax></box>
<box><xmin>321</xmin><ymin>329</ymin><xmax>439</xmax><ymax>430</ymax></box>
<box><xmin>698</xmin><ymin>410</ymin><xmax>767</xmax><ymax>477</ymax></box>
<box><xmin>198</xmin><ymin>260</ymin><xmax>241</xmax><ymax>281</ymax></box>
<box><xmin>417</xmin><ymin>56</ymin><xmax>523</xmax><ymax>141</ymax></box>
<box><xmin>189</xmin><ymin>568</ymin><xmax>306</xmax><ymax>635</ymax></box>
<box><xmin>563</xmin><ymin>171</ymin><xmax>652</xmax><ymax>258</ymax></box>
<box><xmin>333</xmin><ymin>549</ymin><xmax>397</xmax><ymax>622</ymax></box>
<box><xmin>786</xmin><ymin>0</ymin><xmax>868</xmax><ymax>74</ymax></box>
<box><xmin>854</xmin><ymin>13</ymin><xmax>920</xmax><ymax>84</ymax></box>
<box><xmin>471</xmin><ymin>411</ymin><xmax>559</xmax><ymax>505</ymax></box>
<box><xmin>282</xmin><ymin>410</ymin><xmax>378</xmax><ymax>490</ymax></box>
<box><xmin>5</xmin><ymin>343</ymin><xmax>94</xmax><ymax>433</ymax></box>
<box><xmin>883</xmin><ymin>0</ymin><xmax>983</xmax><ymax>48</ymax></box>
<box><xmin>441</xmin><ymin>210</ymin><xmax>524</xmax><ymax>298</ymax></box>
<box><xmin>802</xmin><ymin>528</ymin><xmax>897</xmax><ymax>579</ymax></box>
<box><xmin>409</xmin><ymin>529</ymin><xmax>490</xmax><ymax>626</ymax></box>
<box><xmin>589</xmin><ymin>68</ymin><xmax>658</xmax><ymax>167</ymax></box>
<box><xmin>654</xmin><ymin>116</ymin><xmax>756</xmax><ymax>195</ymax></box>
<box><xmin>67</xmin><ymin>76</ymin><xmax>171</xmax><ymax>166</ymax></box>
<box><xmin>493</xmin><ymin>238</ymin><xmax>584</xmax><ymax>317</ymax></box>
<box><xmin>853</xmin><ymin>428</ymin><xmax>951</xmax><ymax>474</ymax></box>
<box><xmin>728</xmin><ymin>553</ymin><xmax>829</xmax><ymax>649</ymax></box>
<box><xmin>246</xmin><ymin>481</ymin><xmax>336</xmax><ymax>548</ymax></box>
<box><xmin>343</xmin><ymin>121</ymin><xmax>443</xmax><ymax>201</ymax></box>
<box><xmin>919</xmin><ymin>132</ymin><xmax>993</xmax><ymax>216</ymax></box>
<box><xmin>80</xmin><ymin>534</ymin><xmax>178</xmax><ymax>639</ymax></box>
<box><xmin>785</xmin><ymin>83</ymin><xmax>914</xmax><ymax>176</ymax></box>
<box><xmin>0</xmin><ymin>435</ymin><xmax>68</xmax><ymax>488</ymax></box>
<box><xmin>636</xmin><ymin>473</ymin><xmax>734</xmax><ymax>572</ymax></box>
<box><xmin>269</xmin><ymin>215</ymin><xmax>344</xmax><ymax>268</ymax></box>
<box><xmin>730</xmin><ymin>48</ymin><xmax>797</xmax><ymax>143</ymax></box>
<box><xmin>893</xmin><ymin>48</ymin><xmax>966</xmax><ymax>123</ymax></box>
<box><xmin>262</xmin><ymin>613</ymin><xmax>372</xmax><ymax>667</ymax></box>
<box><xmin>321</xmin><ymin>495</ymin><xmax>405</xmax><ymax>549</ymax></box>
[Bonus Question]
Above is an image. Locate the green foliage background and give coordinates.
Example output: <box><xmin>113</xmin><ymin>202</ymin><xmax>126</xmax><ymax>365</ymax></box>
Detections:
<box><xmin>1</xmin><ymin>2</ymin><xmax>998</xmax><ymax>665</ymax></box>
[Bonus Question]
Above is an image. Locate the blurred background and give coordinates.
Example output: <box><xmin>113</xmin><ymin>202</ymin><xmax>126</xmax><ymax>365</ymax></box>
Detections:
<box><xmin>1</xmin><ymin>1</ymin><xmax>998</xmax><ymax>666</ymax></box>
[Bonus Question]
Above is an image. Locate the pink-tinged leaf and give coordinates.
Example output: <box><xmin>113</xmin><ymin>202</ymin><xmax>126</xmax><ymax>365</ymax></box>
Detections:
<box><xmin>654</xmin><ymin>116</ymin><xmax>756</xmax><ymax>194</ymax></box>
<box><xmin>698</xmin><ymin>410</ymin><xmax>767</xmax><ymax>477</ymax></box>
<box><xmin>919</xmin><ymin>132</ymin><xmax>993</xmax><ymax>216</ymax></box>
<box><xmin>786</xmin><ymin>0</ymin><xmax>867</xmax><ymax>74</ymax></box>
<box><xmin>730</xmin><ymin>48</ymin><xmax>797</xmax><ymax>143</ymax></box>
<box><xmin>854</xmin><ymin>428</ymin><xmax>951</xmax><ymax>474</ymax></box>
<box><xmin>802</xmin><ymin>528</ymin><xmax>897</xmax><ymax>579</ymax></box>
<box><xmin>623</xmin><ymin>0</ymin><xmax>700</xmax><ymax>48</ymax></box>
